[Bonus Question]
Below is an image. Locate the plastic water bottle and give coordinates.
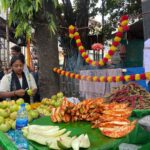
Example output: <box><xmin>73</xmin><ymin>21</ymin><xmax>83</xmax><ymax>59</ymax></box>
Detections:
<box><xmin>15</xmin><ymin>103</ymin><xmax>28</xmax><ymax>149</ymax></box>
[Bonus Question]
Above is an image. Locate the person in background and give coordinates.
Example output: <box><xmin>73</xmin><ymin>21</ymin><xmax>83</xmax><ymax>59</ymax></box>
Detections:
<box><xmin>0</xmin><ymin>60</ymin><xmax>4</xmax><ymax>81</ymax></box>
<box><xmin>0</xmin><ymin>55</ymin><xmax>37</xmax><ymax>103</ymax></box>
<box><xmin>11</xmin><ymin>45</ymin><xmax>25</xmax><ymax>60</ymax></box>
<box><xmin>0</xmin><ymin>60</ymin><xmax>4</xmax><ymax>101</ymax></box>
<box><xmin>33</xmin><ymin>66</ymin><xmax>39</xmax><ymax>83</ymax></box>
<box><xmin>32</xmin><ymin>65</ymin><xmax>40</xmax><ymax>101</ymax></box>
<box><xmin>7</xmin><ymin>67</ymin><xmax>12</xmax><ymax>74</ymax></box>
<box><xmin>3</xmin><ymin>67</ymin><xmax>9</xmax><ymax>75</ymax></box>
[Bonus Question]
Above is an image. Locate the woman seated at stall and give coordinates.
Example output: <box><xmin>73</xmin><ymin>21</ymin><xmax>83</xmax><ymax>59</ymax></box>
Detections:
<box><xmin>0</xmin><ymin>55</ymin><xmax>37</xmax><ymax>103</ymax></box>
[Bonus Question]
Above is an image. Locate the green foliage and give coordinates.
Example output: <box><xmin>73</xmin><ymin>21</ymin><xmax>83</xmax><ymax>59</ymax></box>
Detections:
<box><xmin>73</xmin><ymin>0</ymin><xmax>99</xmax><ymax>18</ymax></box>
<box><xmin>0</xmin><ymin>0</ymin><xmax>10</xmax><ymax>11</ymax></box>
<box><xmin>0</xmin><ymin>0</ymin><xmax>57</xmax><ymax>39</ymax></box>
<box><xmin>89</xmin><ymin>0</ymin><xmax>99</xmax><ymax>17</ymax></box>
<box><xmin>47</xmin><ymin>13</ymin><xmax>57</xmax><ymax>36</ymax></box>
<box><xmin>51</xmin><ymin>0</ymin><xmax>58</xmax><ymax>8</ymax></box>
<box><xmin>98</xmin><ymin>0</ymin><xmax>142</xmax><ymax>40</ymax></box>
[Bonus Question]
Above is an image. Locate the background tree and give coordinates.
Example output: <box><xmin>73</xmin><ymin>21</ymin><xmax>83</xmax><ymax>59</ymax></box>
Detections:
<box><xmin>0</xmin><ymin>0</ymin><xmax>142</xmax><ymax>98</ymax></box>
<box><xmin>57</xmin><ymin>0</ymin><xmax>99</xmax><ymax>71</ymax></box>
<box><xmin>57</xmin><ymin>0</ymin><xmax>142</xmax><ymax>71</ymax></box>
<box><xmin>0</xmin><ymin>0</ymin><xmax>60</xmax><ymax>98</ymax></box>
<box><xmin>0</xmin><ymin>0</ymin><xmax>100</xmax><ymax>98</ymax></box>
<box><xmin>99</xmin><ymin>0</ymin><xmax>142</xmax><ymax>41</ymax></box>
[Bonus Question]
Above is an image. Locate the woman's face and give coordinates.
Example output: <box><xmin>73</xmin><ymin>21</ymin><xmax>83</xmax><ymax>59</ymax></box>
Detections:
<box><xmin>12</xmin><ymin>60</ymin><xmax>24</xmax><ymax>75</ymax></box>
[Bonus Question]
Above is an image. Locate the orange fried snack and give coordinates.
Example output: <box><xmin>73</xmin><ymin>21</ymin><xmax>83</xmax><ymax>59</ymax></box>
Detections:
<box><xmin>102</xmin><ymin>107</ymin><xmax>132</xmax><ymax>118</ymax></box>
<box><xmin>102</xmin><ymin>102</ymin><xmax>129</xmax><ymax>110</ymax></box>
<box><xmin>99</xmin><ymin>120</ymin><xmax>136</xmax><ymax>138</ymax></box>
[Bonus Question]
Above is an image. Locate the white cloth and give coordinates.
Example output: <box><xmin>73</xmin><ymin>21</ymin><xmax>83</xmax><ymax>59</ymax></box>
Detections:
<box><xmin>106</xmin><ymin>68</ymin><xmax>123</xmax><ymax>94</ymax></box>
<box><xmin>79</xmin><ymin>69</ymin><xmax>107</xmax><ymax>98</ymax></box>
<box><xmin>19</xmin><ymin>78</ymin><xmax>23</xmax><ymax>87</ymax></box>
<box><xmin>23</xmin><ymin>64</ymin><xmax>32</xmax><ymax>88</ymax></box>
<box><xmin>24</xmin><ymin>64</ymin><xmax>29</xmax><ymax>75</ymax></box>
<box><xmin>0</xmin><ymin>73</ymin><xmax>37</xmax><ymax>92</ymax></box>
<box><xmin>143</xmin><ymin>38</ymin><xmax>150</xmax><ymax>84</ymax></box>
<box><xmin>79</xmin><ymin>68</ymin><xmax>123</xmax><ymax>99</ymax></box>
<box><xmin>67</xmin><ymin>97</ymin><xmax>80</xmax><ymax>104</ymax></box>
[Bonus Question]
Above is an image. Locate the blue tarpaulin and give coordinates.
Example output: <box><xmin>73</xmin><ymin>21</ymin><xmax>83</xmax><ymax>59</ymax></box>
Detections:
<box><xmin>124</xmin><ymin>67</ymin><xmax>148</xmax><ymax>91</ymax></box>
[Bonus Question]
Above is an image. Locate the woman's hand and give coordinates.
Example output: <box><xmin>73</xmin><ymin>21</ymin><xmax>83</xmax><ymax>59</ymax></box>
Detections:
<box><xmin>27</xmin><ymin>88</ymin><xmax>37</xmax><ymax>96</ymax></box>
<box><xmin>15</xmin><ymin>89</ymin><xmax>25</xmax><ymax>97</ymax></box>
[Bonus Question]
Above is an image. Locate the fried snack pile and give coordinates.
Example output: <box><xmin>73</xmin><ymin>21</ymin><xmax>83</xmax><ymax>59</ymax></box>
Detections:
<box><xmin>98</xmin><ymin>103</ymin><xmax>136</xmax><ymax>138</ymax></box>
<box><xmin>50</xmin><ymin>98</ymin><xmax>136</xmax><ymax>138</ymax></box>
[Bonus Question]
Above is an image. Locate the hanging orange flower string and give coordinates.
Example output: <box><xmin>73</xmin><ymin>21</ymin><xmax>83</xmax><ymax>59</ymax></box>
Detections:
<box><xmin>68</xmin><ymin>15</ymin><xmax>129</xmax><ymax>66</ymax></box>
<box><xmin>53</xmin><ymin>68</ymin><xmax>150</xmax><ymax>83</ymax></box>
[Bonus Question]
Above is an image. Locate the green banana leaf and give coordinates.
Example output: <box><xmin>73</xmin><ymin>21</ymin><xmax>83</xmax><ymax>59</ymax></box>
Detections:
<box><xmin>29</xmin><ymin>116</ymin><xmax>150</xmax><ymax>150</ymax></box>
<box><xmin>1</xmin><ymin>109</ymin><xmax>150</xmax><ymax>150</ymax></box>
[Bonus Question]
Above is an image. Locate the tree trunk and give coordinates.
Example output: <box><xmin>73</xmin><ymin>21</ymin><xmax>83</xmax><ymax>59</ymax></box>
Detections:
<box><xmin>75</xmin><ymin>0</ymin><xmax>90</xmax><ymax>68</ymax></box>
<box><xmin>33</xmin><ymin>0</ymin><xmax>60</xmax><ymax>98</ymax></box>
<box><xmin>76</xmin><ymin>0</ymin><xmax>90</xmax><ymax>47</ymax></box>
<box><xmin>34</xmin><ymin>25</ymin><xmax>59</xmax><ymax>98</ymax></box>
<box><xmin>58</xmin><ymin>0</ymin><xmax>91</xmax><ymax>71</ymax></box>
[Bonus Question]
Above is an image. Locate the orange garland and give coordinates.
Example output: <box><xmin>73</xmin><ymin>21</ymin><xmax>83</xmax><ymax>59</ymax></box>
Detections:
<box><xmin>53</xmin><ymin>67</ymin><xmax>150</xmax><ymax>82</ymax></box>
<box><xmin>68</xmin><ymin>15</ymin><xmax>129</xmax><ymax>66</ymax></box>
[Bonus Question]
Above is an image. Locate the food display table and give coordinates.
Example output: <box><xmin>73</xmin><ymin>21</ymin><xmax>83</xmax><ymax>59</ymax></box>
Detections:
<box><xmin>0</xmin><ymin>110</ymin><xmax>150</xmax><ymax>150</ymax></box>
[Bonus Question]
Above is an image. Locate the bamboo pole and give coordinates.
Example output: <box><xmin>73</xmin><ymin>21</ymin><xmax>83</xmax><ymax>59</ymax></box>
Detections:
<box><xmin>6</xmin><ymin>9</ymin><xmax>10</xmax><ymax>65</ymax></box>
<box><xmin>3</xmin><ymin>39</ymin><xmax>6</xmax><ymax>64</ymax></box>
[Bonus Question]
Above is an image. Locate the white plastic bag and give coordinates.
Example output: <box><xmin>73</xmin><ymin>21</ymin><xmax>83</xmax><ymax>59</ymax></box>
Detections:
<box><xmin>67</xmin><ymin>97</ymin><xmax>80</xmax><ymax>104</ymax></box>
<box><xmin>119</xmin><ymin>143</ymin><xmax>141</xmax><ymax>150</ymax></box>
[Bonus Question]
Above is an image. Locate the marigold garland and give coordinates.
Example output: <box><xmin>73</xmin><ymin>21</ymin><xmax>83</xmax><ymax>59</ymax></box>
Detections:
<box><xmin>68</xmin><ymin>15</ymin><xmax>129</xmax><ymax>66</ymax></box>
<box><xmin>53</xmin><ymin>67</ymin><xmax>150</xmax><ymax>83</ymax></box>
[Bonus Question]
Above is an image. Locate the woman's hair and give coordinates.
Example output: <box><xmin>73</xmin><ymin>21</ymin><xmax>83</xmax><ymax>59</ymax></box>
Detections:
<box><xmin>10</xmin><ymin>55</ymin><xmax>25</xmax><ymax>66</ymax></box>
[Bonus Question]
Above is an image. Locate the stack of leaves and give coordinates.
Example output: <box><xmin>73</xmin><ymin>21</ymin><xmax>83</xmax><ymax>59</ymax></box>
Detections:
<box><xmin>107</xmin><ymin>82</ymin><xmax>150</xmax><ymax>109</ymax></box>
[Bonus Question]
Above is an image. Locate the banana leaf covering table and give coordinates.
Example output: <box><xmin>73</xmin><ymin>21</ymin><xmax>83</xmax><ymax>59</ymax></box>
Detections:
<box><xmin>0</xmin><ymin>110</ymin><xmax>150</xmax><ymax>150</ymax></box>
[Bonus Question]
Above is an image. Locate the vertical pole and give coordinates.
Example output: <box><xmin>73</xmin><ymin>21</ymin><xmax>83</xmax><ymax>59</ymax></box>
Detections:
<box><xmin>6</xmin><ymin>9</ymin><xmax>10</xmax><ymax>65</ymax></box>
<box><xmin>141</xmin><ymin>0</ymin><xmax>150</xmax><ymax>40</ymax></box>
<box><xmin>4</xmin><ymin>39</ymin><xmax>6</xmax><ymax>65</ymax></box>
<box><xmin>26</xmin><ymin>39</ymin><xmax>31</xmax><ymax>68</ymax></box>
<box><xmin>101</xmin><ymin>0</ymin><xmax>105</xmax><ymax>58</ymax></box>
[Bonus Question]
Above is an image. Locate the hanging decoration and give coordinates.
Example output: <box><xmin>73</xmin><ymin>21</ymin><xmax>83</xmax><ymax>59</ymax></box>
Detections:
<box><xmin>91</xmin><ymin>43</ymin><xmax>104</xmax><ymax>51</ymax></box>
<box><xmin>26</xmin><ymin>39</ymin><xmax>33</xmax><ymax>70</ymax></box>
<box><xmin>53</xmin><ymin>67</ymin><xmax>150</xmax><ymax>83</ymax></box>
<box><xmin>68</xmin><ymin>15</ymin><xmax>129</xmax><ymax>66</ymax></box>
